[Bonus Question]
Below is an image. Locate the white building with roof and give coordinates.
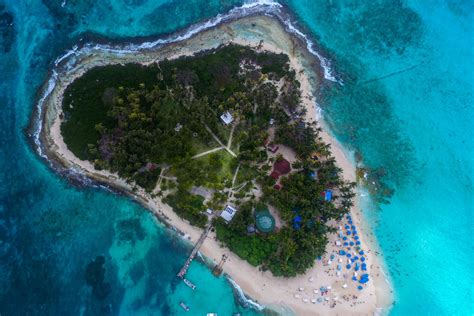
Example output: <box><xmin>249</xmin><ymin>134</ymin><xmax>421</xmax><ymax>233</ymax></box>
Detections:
<box><xmin>220</xmin><ymin>111</ymin><xmax>234</xmax><ymax>125</ymax></box>
<box><xmin>220</xmin><ymin>205</ymin><xmax>237</xmax><ymax>222</ymax></box>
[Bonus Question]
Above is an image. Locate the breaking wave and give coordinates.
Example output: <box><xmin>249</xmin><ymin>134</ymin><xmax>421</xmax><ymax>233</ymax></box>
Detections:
<box><xmin>226</xmin><ymin>276</ymin><xmax>265</xmax><ymax>311</ymax></box>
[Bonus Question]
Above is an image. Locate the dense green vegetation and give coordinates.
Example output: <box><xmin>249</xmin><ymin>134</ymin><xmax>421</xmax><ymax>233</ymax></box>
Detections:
<box><xmin>62</xmin><ymin>44</ymin><xmax>354</xmax><ymax>277</ymax></box>
<box><xmin>62</xmin><ymin>64</ymin><xmax>161</xmax><ymax>160</ymax></box>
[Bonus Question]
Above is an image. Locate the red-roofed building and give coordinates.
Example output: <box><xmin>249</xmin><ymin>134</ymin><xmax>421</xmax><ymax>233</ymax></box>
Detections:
<box><xmin>146</xmin><ymin>162</ymin><xmax>158</xmax><ymax>171</ymax></box>
<box><xmin>270</xmin><ymin>171</ymin><xmax>280</xmax><ymax>180</ymax></box>
<box><xmin>273</xmin><ymin>158</ymin><xmax>291</xmax><ymax>175</ymax></box>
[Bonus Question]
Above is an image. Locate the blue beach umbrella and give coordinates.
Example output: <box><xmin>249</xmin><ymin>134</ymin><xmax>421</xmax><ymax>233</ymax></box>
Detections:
<box><xmin>359</xmin><ymin>274</ymin><xmax>369</xmax><ymax>284</ymax></box>
<box><xmin>352</xmin><ymin>276</ymin><xmax>357</xmax><ymax>281</ymax></box>
<box><xmin>358</xmin><ymin>285</ymin><xmax>363</xmax><ymax>290</ymax></box>
<box><xmin>339</xmin><ymin>250</ymin><xmax>346</xmax><ymax>255</ymax></box>
<box><xmin>354</xmin><ymin>236</ymin><xmax>359</xmax><ymax>240</ymax></box>
<box><xmin>349</xmin><ymin>241</ymin><xmax>355</xmax><ymax>246</ymax></box>
<box><xmin>343</xmin><ymin>236</ymin><xmax>348</xmax><ymax>241</ymax></box>
<box><xmin>346</xmin><ymin>253</ymin><xmax>351</xmax><ymax>258</ymax></box>
<box><xmin>346</xmin><ymin>264</ymin><xmax>351</xmax><ymax>269</ymax></box>
<box><xmin>359</xmin><ymin>251</ymin><xmax>365</xmax><ymax>255</ymax></box>
<box><xmin>337</xmin><ymin>264</ymin><xmax>342</xmax><ymax>271</ymax></box>
<box><xmin>361</xmin><ymin>257</ymin><xmax>366</xmax><ymax>262</ymax></box>
<box><xmin>356</xmin><ymin>241</ymin><xmax>361</xmax><ymax>245</ymax></box>
<box><xmin>347</xmin><ymin>231</ymin><xmax>351</xmax><ymax>235</ymax></box>
<box><xmin>343</xmin><ymin>242</ymin><xmax>348</xmax><ymax>246</ymax></box>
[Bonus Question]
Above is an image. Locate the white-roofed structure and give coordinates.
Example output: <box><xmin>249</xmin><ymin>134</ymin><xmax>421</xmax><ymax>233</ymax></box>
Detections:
<box><xmin>220</xmin><ymin>205</ymin><xmax>237</xmax><ymax>222</ymax></box>
<box><xmin>220</xmin><ymin>111</ymin><xmax>234</xmax><ymax>125</ymax></box>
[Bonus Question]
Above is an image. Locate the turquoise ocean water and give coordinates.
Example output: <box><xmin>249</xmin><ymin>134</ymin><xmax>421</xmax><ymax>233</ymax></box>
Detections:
<box><xmin>0</xmin><ymin>0</ymin><xmax>472</xmax><ymax>315</ymax></box>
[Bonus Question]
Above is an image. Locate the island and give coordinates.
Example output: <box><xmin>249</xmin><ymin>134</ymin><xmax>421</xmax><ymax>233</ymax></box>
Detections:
<box><xmin>37</xmin><ymin>14</ymin><xmax>392</xmax><ymax>315</ymax></box>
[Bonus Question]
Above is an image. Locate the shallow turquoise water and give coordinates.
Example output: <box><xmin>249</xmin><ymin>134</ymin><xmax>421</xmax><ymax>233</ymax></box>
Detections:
<box><xmin>0</xmin><ymin>0</ymin><xmax>472</xmax><ymax>315</ymax></box>
<box><xmin>281</xmin><ymin>1</ymin><xmax>473</xmax><ymax>314</ymax></box>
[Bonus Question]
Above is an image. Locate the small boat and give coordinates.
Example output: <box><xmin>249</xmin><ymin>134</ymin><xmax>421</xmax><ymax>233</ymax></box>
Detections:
<box><xmin>183</xmin><ymin>278</ymin><xmax>196</xmax><ymax>290</ymax></box>
<box><xmin>179</xmin><ymin>301</ymin><xmax>190</xmax><ymax>312</ymax></box>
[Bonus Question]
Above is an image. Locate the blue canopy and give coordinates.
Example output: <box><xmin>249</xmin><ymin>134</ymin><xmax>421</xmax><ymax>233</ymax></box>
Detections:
<box><xmin>356</xmin><ymin>241</ymin><xmax>361</xmax><ymax>245</ymax></box>
<box><xmin>293</xmin><ymin>215</ymin><xmax>302</xmax><ymax>222</ymax></box>
<box><xmin>354</xmin><ymin>236</ymin><xmax>359</xmax><ymax>240</ymax></box>
<box><xmin>324</xmin><ymin>190</ymin><xmax>333</xmax><ymax>201</ymax></box>
<box><xmin>349</xmin><ymin>241</ymin><xmax>355</xmax><ymax>246</ymax></box>
<box><xmin>343</xmin><ymin>236</ymin><xmax>348</xmax><ymax>241</ymax></box>
<box><xmin>346</xmin><ymin>253</ymin><xmax>352</xmax><ymax>258</ymax></box>
<box><xmin>359</xmin><ymin>274</ymin><xmax>369</xmax><ymax>284</ymax></box>
<box><xmin>351</xmin><ymin>225</ymin><xmax>356</xmax><ymax>230</ymax></box>
<box><xmin>357</xmin><ymin>285</ymin><xmax>363</xmax><ymax>290</ymax></box>
<box><xmin>346</xmin><ymin>264</ymin><xmax>351</xmax><ymax>269</ymax></box>
<box><xmin>361</xmin><ymin>257</ymin><xmax>366</xmax><ymax>262</ymax></box>
<box><xmin>359</xmin><ymin>251</ymin><xmax>365</xmax><ymax>255</ymax></box>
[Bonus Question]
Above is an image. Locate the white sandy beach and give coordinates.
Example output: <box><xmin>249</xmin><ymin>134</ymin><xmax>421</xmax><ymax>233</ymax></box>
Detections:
<box><xmin>40</xmin><ymin>15</ymin><xmax>393</xmax><ymax>315</ymax></box>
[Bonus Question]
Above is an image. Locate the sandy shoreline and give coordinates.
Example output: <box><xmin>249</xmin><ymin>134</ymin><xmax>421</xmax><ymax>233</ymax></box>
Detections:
<box><xmin>35</xmin><ymin>14</ymin><xmax>393</xmax><ymax>315</ymax></box>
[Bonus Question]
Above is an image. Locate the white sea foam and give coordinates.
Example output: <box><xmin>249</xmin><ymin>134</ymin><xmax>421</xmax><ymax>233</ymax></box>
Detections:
<box><xmin>226</xmin><ymin>276</ymin><xmax>265</xmax><ymax>311</ymax></box>
<box><xmin>33</xmin><ymin>69</ymin><xmax>57</xmax><ymax>159</ymax></box>
<box><xmin>49</xmin><ymin>0</ymin><xmax>338</xmax><ymax>80</ymax></box>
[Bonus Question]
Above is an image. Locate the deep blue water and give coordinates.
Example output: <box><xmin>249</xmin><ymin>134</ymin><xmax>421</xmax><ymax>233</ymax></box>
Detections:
<box><xmin>0</xmin><ymin>1</ymin><xmax>472</xmax><ymax>315</ymax></box>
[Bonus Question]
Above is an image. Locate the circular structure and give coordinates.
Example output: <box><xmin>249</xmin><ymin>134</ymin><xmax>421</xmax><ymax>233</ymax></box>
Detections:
<box><xmin>255</xmin><ymin>208</ymin><xmax>276</xmax><ymax>233</ymax></box>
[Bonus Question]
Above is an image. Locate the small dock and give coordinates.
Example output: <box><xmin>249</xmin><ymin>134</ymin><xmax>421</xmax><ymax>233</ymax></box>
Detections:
<box><xmin>212</xmin><ymin>254</ymin><xmax>228</xmax><ymax>276</ymax></box>
<box><xmin>177</xmin><ymin>226</ymin><xmax>212</xmax><ymax>279</ymax></box>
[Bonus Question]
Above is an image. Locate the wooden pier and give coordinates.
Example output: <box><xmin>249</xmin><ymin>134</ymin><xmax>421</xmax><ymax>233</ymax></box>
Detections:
<box><xmin>177</xmin><ymin>226</ymin><xmax>212</xmax><ymax>279</ymax></box>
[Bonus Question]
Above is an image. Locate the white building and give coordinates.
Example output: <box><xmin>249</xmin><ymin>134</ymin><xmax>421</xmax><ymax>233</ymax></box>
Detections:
<box><xmin>220</xmin><ymin>111</ymin><xmax>234</xmax><ymax>125</ymax></box>
<box><xmin>220</xmin><ymin>205</ymin><xmax>237</xmax><ymax>222</ymax></box>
